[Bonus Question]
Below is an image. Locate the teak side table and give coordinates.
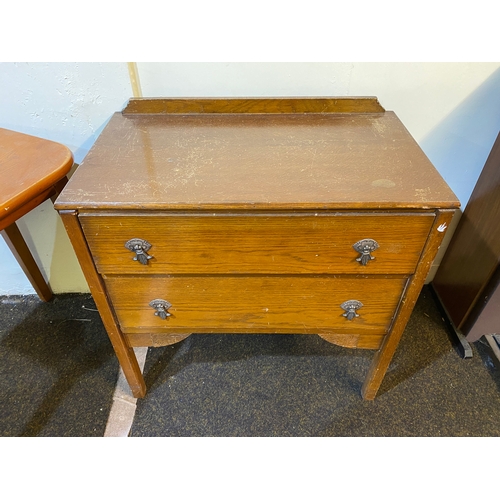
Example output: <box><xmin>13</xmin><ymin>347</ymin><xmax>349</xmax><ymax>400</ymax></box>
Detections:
<box><xmin>55</xmin><ymin>97</ymin><xmax>460</xmax><ymax>399</ymax></box>
<box><xmin>0</xmin><ymin>128</ymin><xmax>73</xmax><ymax>301</ymax></box>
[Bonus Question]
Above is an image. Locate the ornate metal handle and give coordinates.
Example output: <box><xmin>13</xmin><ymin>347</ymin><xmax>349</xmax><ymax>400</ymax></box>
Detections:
<box><xmin>353</xmin><ymin>239</ymin><xmax>379</xmax><ymax>266</ymax></box>
<box><xmin>149</xmin><ymin>299</ymin><xmax>172</xmax><ymax>320</ymax></box>
<box><xmin>341</xmin><ymin>300</ymin><xmax>363</xmax><ymax>321</ymax></box>
<box><xmin>125</xmin><ymin>238</ymin><xmax>153</xmax><ymax>265</ymax></box>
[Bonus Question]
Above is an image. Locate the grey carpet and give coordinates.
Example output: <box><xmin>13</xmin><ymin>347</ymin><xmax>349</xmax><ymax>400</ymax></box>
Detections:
<box><xmin>130</xmin><ymin>287</ymin><xmax>500</xmax><ymax>436</ymax></box>
<box><xmin>0</xmin><ymin>294</ymin><xmax>118</xmax><ymax>436</ymax></box>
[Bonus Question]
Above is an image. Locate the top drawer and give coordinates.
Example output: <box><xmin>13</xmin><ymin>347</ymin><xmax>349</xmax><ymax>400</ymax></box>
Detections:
<box><xmin>79</xmin><ymin>212</ymin><xmax>434</xmax><ymax>275</ymax></box>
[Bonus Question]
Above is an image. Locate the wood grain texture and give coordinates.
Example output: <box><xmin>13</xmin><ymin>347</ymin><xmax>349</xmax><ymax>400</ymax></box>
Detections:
<box><xmin>362</xmin><ymin>209</ymin><xmax>456</xmax><ymax>399</ymax></box>
<box><xmin>104</xmin><ymin>275</ymin><xmax>407</xmax><ymax>335</ymax></box>
<box><xmin>127</xmin><ymin>332</ymin><xmax>192</xmax><ymax>348</ymax></box>
<box><xmin>318</xmin><ymin>332</ymin><xmax>385</xmax><ymax>349</ymax></box>
<box><xmin>80</xmin><ymin>212</ymin><xmax>434</xmax><ymax>276</ymax></box>
<box><xmin>58</xmin><ymin>210</ymin><xmax>146</xmax><ymax>398</ymax></box>
<box><xmin>122</xmin><ymin>97</ymin><xmax>386</xmax><ymax>115</ymax></box>
<box><xmin>55</xmin><ymin>111</ymin><xmax>459</xmax><ymax>211</ymax></box>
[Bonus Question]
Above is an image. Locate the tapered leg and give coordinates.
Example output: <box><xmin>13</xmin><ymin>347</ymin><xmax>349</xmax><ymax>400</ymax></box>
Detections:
<box><xmin>59</xmin><ymin>210</ymin><xmax>146</xmax><ymax>397</ymax></box>
<box><xmin>361</xmin><ymin>209</ymin><xmax>456</xmax><ymax>400</ymax></box>
<box><xmin>1</xmin><ymin>223</ymin><xmax>53</xmax><ymax>301</ymax></box>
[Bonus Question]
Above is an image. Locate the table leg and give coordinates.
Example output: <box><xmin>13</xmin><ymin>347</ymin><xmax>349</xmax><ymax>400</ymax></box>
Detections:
<box><xmin>361</xmin><ymin>209</ymin><xmax>456</xmax><ymax>400</ymax></box>
<box><xmin>1</xmin><ymin>222</ymin><xmax>53</xmax><ymax>301</ymax></box>
<box><xmin>58</xmin><ymin>209</ymin><xmax>146</xmax><ymax>398</ymax></box>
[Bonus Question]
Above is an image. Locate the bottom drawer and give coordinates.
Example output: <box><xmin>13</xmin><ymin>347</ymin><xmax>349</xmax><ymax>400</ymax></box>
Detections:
<box><xmin>105</xmin><ymin>276</ymin><xmax>407</xmax><ymax>335</ymax></box>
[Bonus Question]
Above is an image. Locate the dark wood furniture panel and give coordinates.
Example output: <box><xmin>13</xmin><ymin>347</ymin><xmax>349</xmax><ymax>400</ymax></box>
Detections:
<box><xmin>433</xmin><ymin>131</ymin><xmax>500</xmax><ymax>342</ymax></box>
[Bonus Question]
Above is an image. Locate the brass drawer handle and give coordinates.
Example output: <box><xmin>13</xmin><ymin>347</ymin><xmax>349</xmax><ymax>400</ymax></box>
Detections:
<box><xmin>149</xmin><ymin>299</ymin><xmax>172</xmax><ymax>319</ymax></box>
<box><xmin>125</xmin><ymin>238</ymin><xmax>153</xmax><ymax>265</ymax></box>
<box><xmin>341</xmin><ymin>300</ymin><xmax>363</xmax><ymax>321</ymax></box>
<box><xmin>353</xmin><ymin>238</ymin><xmax>379</xmax><ymax>266</ymax></box>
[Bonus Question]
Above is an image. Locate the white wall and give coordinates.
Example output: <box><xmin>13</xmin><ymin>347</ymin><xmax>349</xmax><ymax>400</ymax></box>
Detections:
<box><xmin>1</xmin><ymin>62</ymin><xmax>500</xmax><ymax>295</ymax></box>
<box><xmin>0</xmin><ymin>62</ymin><xmax>132</xmax><ymax>294</ymax></box>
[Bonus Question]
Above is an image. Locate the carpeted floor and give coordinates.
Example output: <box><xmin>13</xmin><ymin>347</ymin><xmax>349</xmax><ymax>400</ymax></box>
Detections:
<box><xmin>0</xmin><ymin>294</ymin><xmax>118</xmax><ymax>437</ymax></box>
<box><xmin>1</xmin><ymin>286</ymin><xmax>499</xmax><ymax>437</ymax></box>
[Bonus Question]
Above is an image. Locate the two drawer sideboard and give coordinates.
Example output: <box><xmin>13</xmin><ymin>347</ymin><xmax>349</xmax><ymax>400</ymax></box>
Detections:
<box><xmin>55</xmin><ymin>97</ymin><xmax>459</xmax><ymax>399</ymax></box>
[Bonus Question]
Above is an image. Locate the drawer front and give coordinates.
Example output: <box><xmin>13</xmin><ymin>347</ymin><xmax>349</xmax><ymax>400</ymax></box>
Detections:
<box><xmin>81</xmin><ymin>212</ymin><xmax>434</xmax><ymax>275</ymax></box>
<box><xmin>104</xmin><ymin>275</ymin><xmax>407</xmax><ymax>334</ymax></box>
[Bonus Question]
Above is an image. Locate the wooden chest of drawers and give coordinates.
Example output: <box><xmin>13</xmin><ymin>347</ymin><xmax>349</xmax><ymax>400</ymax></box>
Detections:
<box><xmin>55</xmin><ymin>97</ymin><xmax>459</xmax><ymax>399</ymax></box>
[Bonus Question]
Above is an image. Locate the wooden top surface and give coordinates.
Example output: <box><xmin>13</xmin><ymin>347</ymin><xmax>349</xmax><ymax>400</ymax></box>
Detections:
<box><xmin>121</xmin><ymin>96</ymin><xmax>387</xmax><ymax>115</ymax></box>
<box><xmin>55</xmin><ymin>98</ymin><xmax>459</xmax><ymax>211</ymax></box>
<box><xmin>0</xmin><ymin>128</ymin><xmax>73</xmax><ymax>217</ymax></box>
